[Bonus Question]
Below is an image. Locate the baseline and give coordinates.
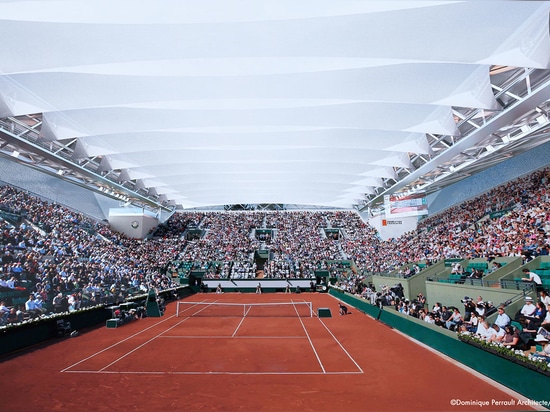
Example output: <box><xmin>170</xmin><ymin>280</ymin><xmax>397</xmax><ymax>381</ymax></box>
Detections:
<box><xmin>62</xmin><ymin>370</ymin><xmax>365</xmax><ymax>375</ymax></box>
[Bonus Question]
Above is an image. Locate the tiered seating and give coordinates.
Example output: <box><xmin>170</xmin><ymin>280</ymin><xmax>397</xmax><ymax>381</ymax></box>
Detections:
<box><xmin>446</xmin><ymin>273</ymin><xmax>464</xmax><ymax>284</ymax></box>
<box><xmin>438</xmin><ymin>259</ymin><xmax>465</xmax><ymax>283</ymax></box>
<box><xmin>535</xmin><ymin>260</ymin><xmax>550</xmax><ymax>289</ymax></box>
<box><xmin>177</xmin><ymin>261</ymin><xmax>194</xmax><ymax>278</ymax></box>
<box><xmin>466</xmin><ymin>261</ymin><xmax>489</xmax><ymax>275</ymax></box>
<box><xmin>0</xmin><ymin>207</ymin><xmax>23</xmax><ymax>225</ymax></box>
<box><xmin>0</xmin><ymin>290</ymin><xmax>27</xmax><ymax>306</ymax></box>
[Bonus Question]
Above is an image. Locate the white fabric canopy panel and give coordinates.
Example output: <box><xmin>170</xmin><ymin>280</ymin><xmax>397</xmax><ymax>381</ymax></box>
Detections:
<box><xmin>74</xmin><ymin>130</ymin><xmax>431</xmax><ymax>156</ymax></box>
<box><xmin>0</xmin><ymin>64</ymin><xmax>499</xmax><ymax>116</ymax></box>
<box><xmin>1</xmin><ymin>1</ymin><xmax>550</xmax><ymax>209</ymax></box>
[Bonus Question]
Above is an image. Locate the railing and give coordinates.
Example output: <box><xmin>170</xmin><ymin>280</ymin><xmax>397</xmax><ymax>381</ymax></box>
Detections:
<box><xmin>362</xmin><ymin>270</ymin><xmax>410</xmax><ymax>279</ymax></box>
<box><xmin>427</xmin><ymin>276</ymin><xmax>535</xmax><ymax>292</ymax></box>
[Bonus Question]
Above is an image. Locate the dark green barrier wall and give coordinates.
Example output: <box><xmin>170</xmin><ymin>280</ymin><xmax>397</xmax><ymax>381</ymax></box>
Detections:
<box><xmin>0</xmin><ymin>287</ymin><xmax>192</xmax><ymax>358</ymax></box>
<box><xmin>330</xmin><ymin>289</ymin><xmax>550</xmax><ymax>404</ymax></box>
<box><xmin>0</xmin><ymin>306</ymin><xmax>111</xmax><ymax>357</ymax></box>
<box><xmin>0</xmin><ymin>322</ymin><xmax>52</xmax><ymax>356</ymax></box>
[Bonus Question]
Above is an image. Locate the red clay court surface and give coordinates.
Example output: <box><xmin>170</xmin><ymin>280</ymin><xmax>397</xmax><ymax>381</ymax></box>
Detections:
<box><xmin>0</xmin><ymin>293</ymin><xmax>537</xmax><ymax>412</ymax></box>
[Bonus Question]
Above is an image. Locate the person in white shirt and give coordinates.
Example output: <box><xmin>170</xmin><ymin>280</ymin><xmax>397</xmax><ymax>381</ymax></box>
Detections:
<box><xmin>474</xmin><ymin>296</ymin><xmax>486</xmax><ymax>317</ymax></box>
<box><xmin>33</xmin><ymin>295</ymin><xmax>47</xmax><ymax>314</ymax></box>
<box><xmin>476</xmin><ymin>320</ymin><xmax>491</xmax><ymax>340</ymax></box>
<box><xmin>451</xmin><ymin>263</ymin><xmax>463</xmax><ymax>274</ymax></box>
<box><xmin>494</xmin><ymin>306</ymin><xmax>511</xmax><ymax>329</ymax></box>
<box><xmin>25</xmin><ymin>294</ymin><xmax>39</xmax><ymax>318</ymax></box>
<box><xmin>520</xmin><ymin>297</ymin><xmax>537</xmax><ymax>317</ymax></box>
<box><xmin>0</xmin><ymin>277</ymin><xmax>8</xmax><ymax>289</ymax></box>
<box><xmin>465</xmin><ymin>312</ymin><xmax>479</xmax><ymax>333</ymax></box>
<box><xmin>487</xmin><ymin>324</ymin><xmax>505</xmax><ymax>343</ymax></box>
<box><xmin>424</xmin><ymin>313</ymin><xmax>435</xmax><ymax>324</ymax></box>
<box><xmin>521</xmin><ymin>268</ymin><xmax>543</xmax><ymax>292</ymax></box>
<box><xmin>539</xmin><ymin>290</ymin><xmax>550</xmax><ymax>307</ymax></box>
<box><xmin>0</xmin><ymin>300</ymin><xmax>10</xmax><ymax>323</ymax></box>
<box><xmin>532</xmin><ymin>335</ymin><xmax>550</xmax><ymax>361</ymax></box>
<box><xmin>6</xmin><ymin>276</ymin><xmax>18</xmax><ymax>289</ymax></box>
<box><xmin>445</xmin><ymin>308</ymin><xmax>463</xmax><ymax>331</ymax></box>
<box><xmin>542</xmin><ymin>304</ymin><xmax>550</xmax><ymax>328</ymax></box>
<box><xmin>67</xmin><ymin>294</ymin><xmax>76</xmax><ymax>311</ymax></box>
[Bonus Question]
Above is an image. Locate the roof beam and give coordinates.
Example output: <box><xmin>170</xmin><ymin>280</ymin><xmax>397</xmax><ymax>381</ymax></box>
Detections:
<box><xmin>363</xmin><ymin>72</ymin><xmax>550</xmax><ymax>211</ymax></box>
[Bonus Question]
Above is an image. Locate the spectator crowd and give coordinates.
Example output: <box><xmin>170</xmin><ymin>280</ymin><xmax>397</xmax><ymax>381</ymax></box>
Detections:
<box><xmin>2</xmin><ymin>166</ymin><xmax>550</xmax><ymax>331</ymax></box>
<box><xmin>0</xmin><ymin>185</ymin><xmax>179</xmax><ymax>326</ymax></box>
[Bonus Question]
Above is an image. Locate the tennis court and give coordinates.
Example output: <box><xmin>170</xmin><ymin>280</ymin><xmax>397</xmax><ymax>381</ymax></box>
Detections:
<box><xmin>0</xmin><ymin>293</ymin><xmax>537</xmax><ymax>411</ymax></box>
<box><xmin>63</xmin><ymin>299</ymin><xmax>362</xmax><ymax>375</ymax></box>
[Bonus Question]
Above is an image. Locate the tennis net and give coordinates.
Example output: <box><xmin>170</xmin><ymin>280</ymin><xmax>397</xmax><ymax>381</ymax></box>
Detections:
<box><xmin>176</xmin><ymin>301</ymin><xmax>313</xmax><ymax>318</ymax></box>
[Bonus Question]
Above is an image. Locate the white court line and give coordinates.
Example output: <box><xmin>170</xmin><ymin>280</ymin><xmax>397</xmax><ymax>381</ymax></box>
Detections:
<box><xmin>292</xmin><ymin>300</ymin><xmax>326</xmax><ymax>373</ymax></box>
<box><xmin>63</xmin><ymin>370</ymin><xmax>364</xmax><ymax>375</ymax></box>
<box><xmin>97</xmin><ymin>299</ymin><xmax>221</xmax><ymax>372</ymax></box>
<box><xmin>317</xmin><ymin>318</ymin><xmax>364</xmax><ymax>373</ymax></box>
<box><xmin>292</xmin><ymin>298</ymin><xmax>363</xmax><ymax>374</ymax></box>
<box><xmin>62</xmin><ymin>300</ymin><xmax>213</xmax><ymax>373</ymax></box>
<box><xmin>98</xmin><ymin>317</ymin><xmax>189</xmax><ymax>372</ymax></box>
<box><xmin>232</xmin><ymin>316</ymin><xmax>247</xmax><ymax>337</ymax></box>
<box><xmin>63</xmin><ymin>299</ymin><xmax>359</xmax><ymax>376</ymax></box>
<box><xmin>61</xmin><ymin>314</ymin><xmax>177</xmax><ymax>372</ymax></box>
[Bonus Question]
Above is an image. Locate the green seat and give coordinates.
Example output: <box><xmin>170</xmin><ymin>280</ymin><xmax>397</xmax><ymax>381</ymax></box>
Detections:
<box><xmin>511</xmin><ymin>321</ymin><xmax>523</xmax><ymax>332</ymax></box>
<box><xmin>448</xmin><ymin>274</ymin><xmax>463</xmax><ymax>283</ymax></box>
<box><xmin>11</xmin><ymin>297</ymin><xmax>27</xmax><ymax>306</ymax></box>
